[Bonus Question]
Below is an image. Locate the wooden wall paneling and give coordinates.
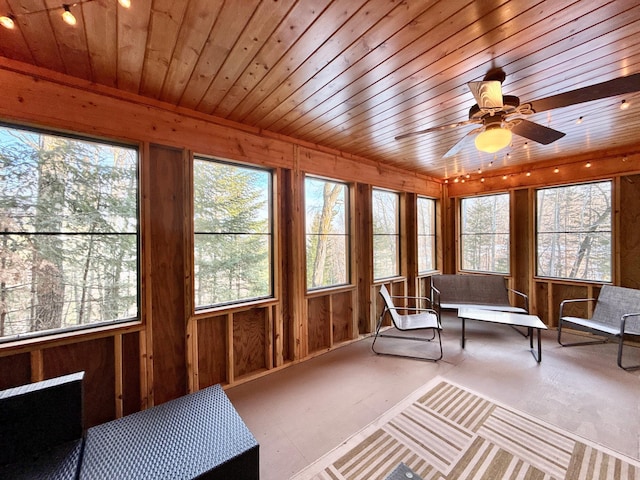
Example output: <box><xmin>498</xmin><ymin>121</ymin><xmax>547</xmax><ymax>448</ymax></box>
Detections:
<box><xmin>535</xmin><ymin>281</ymin><xmax>550</xmax><ymax>325</ymax></box>
<box><xmin>272</xmin><ymin>304</ymin><xmax>283</xmax><ymax>368</ymax></box>
<box><xmin>332</xmin><ymin>291</ymin><xmax>354</xmax><ymax>344</ymax></box>
<box><xmin>291</xmin><ymin>149</ymin><xmax>307</xmax><ymax>359</ymax></box>
<box><xmin>356</xmin><ymin>183</ymin><xmax>373</xmax><ymax>334</ymax></box>
<box><xmin>278</xmin><ymin>168</ymin><xmax>294</xmax><ymax>363</ymax></box>
<box><xmin>405</xmin><ymin>193</ymin><xmax>418</xmax><ymax>298</ymax></box>
<box><xmin>0</xmin><ymin>352</ymin><xmax>30</xmax><ymax>390</ymax></box>
<box><xmin>148</xmin><ymin>144</ymin><xmax>187</xmax><ymax>404</ymax></box>
<box><xmin>298</xmin><ymin>147</ymin><xmax>440</xmax><ymax>196</ymax></box>
<box><xmin>441</xmin><ymin>190</ymin><xmax>456</xmax><ymax>274</ymax></box>
<box><xmin>513</xmin><ymin>189</ymin><xmax>531</xmax><ymax>298</ymax></box>
<box><xmin>140</xmin><ymin>140</ymin><xmax>153</xmax><ymax>409</ymax></box>
<box><xmin>226</xmin><ymin>313</ymin><xmax>234</xmax><ymax>385</ymax></box>
<box><xmin>42</xmin><ymin>337</ymin><xmax>115</xmax><ymax>428</ymax></box>
<box><xmin>233</xmin><ymin>308</ymin><xmax>267</xmax><ymax>379</ymax></box>
<box><xmin>197</xmin><ymin>315</ymin><xmax>227</xmax><ymax>390</ymax></box>
<box><xmin>122</xmin><ymin>332</ymin><xmax>141</xmax><ymax>416</ymax></box>
<box><xmin>114</xmin><ymin>333</ymin><xmax>123</xmax><ymax>418</ymax></box>
<box><xmin>619</xmin><ymin>174</ymin><xmax>640</xmax><ymax>288</ymax></box>
<box><xmin>30</xmin><ymin>349</ymin><xmax>43</xmax><ymax>382</ymax></box>
<box><xmin>186</xmin><ymin>318</ymin><xmax>198</xmax><ymax>393</ymax></box>
<box><xmin>265</xmin><ymin>305</ymin><xmax>274</xmax><ymax>370</ymax></box>
<box><xmin>307</xmin><ymin>295</ymin><xmax>330</xmax><ymax>353</ymax></box>
<box><xmin>551</xmin><ymin>284</ymin><xmax>589</xmax><ymax>328</ymax></box>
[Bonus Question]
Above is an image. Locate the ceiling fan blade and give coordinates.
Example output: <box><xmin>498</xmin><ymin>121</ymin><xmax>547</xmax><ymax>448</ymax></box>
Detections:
<box><xmin>511</xmin><ymin>119</ymin><xmax>565</xmax><ymax>145</ymax></box>
<box><xmin>443</xmin><ymin>127</ymin><xmax>482</xmax><ymax>157</ymax></box>
<box><xmin>528</xmin><ymin>72</ymin><xmax>640</xmax><ymax>113</ymax></box>
<box><xmin>467</xmin><ymin>81</ymin><xmax>503</xmax><ymax>109</ymax></box>
<box><xmin>394</xmin><ymin>119</ymin><xmax>478</xmax><ymax>140</ymax></box>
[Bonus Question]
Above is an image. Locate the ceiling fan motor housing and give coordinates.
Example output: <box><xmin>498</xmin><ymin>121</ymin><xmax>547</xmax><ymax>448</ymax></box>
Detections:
<box><xmin>469</xmin><ymin>95</ymin><xmax>520</xmax><ymax>120</ymax></box>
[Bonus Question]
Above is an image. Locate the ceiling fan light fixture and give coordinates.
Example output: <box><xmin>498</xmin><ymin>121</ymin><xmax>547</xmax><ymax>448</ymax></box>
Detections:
<box><xmin>474</xmin><ymin>125</ymin><xmax>512</xmax><ymax>153</ymax></box>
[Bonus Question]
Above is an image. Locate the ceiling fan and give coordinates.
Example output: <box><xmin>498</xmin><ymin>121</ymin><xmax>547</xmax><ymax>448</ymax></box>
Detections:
<box><xmin>395</xmin><ymin>69</ymin><xmax>640</xmax><ymax>157</ymax></box>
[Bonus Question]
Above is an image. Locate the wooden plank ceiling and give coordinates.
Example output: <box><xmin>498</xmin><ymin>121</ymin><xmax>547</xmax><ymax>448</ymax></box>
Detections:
<box><xmin>1</xmin><ymin>0</ymin><xmax>640</xmax><ymax>180</ymax></box>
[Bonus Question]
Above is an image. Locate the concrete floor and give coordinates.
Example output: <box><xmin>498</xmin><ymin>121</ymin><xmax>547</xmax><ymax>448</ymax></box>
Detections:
<box><xmin>226</xmin><ymin>314</ymin><xmax>640</xmax><ymax>480</ymax></box>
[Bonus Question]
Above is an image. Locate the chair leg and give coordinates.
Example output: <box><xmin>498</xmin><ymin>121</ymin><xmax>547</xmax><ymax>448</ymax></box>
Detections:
<box><xmin>372</xmin><ymin>327</ymin><xmax>443</xmax><ymax>362</ymax></box>
<box><xmin>617</xmin><ymin>337</ymin><xmax>640</xmax><ymax>371</ymax></box>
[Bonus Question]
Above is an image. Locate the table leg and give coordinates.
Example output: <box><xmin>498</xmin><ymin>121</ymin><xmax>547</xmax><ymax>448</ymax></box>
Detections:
<box><xmin>529</xmin><ymin>328</ymin><xmax>542</xmax><ymax>363</ymax></box>
<box><xmin>461</xmin><ymin>317</ymin><xmax>466</xmax><ymax>349</ymax></box>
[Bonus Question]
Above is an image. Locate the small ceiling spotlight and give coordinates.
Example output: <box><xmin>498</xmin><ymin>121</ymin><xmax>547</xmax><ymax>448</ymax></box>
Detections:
<box><xmin>526</xmin><ymin>172</ymin><xmax>531</xmax><ymax>177</ymax></box>
<box><xmin>586</xmin><ymin>162</ymin><xmax>592</xmax><ymax>168</ymax></box>
<box><xmin>576</xmin><ymin>116</ymin><xmax>584</xmax><ymax>125</ymax></box>
<box><xmin>0</xmin><ymin>14</ymin><xmax>15</xmax><ymax>29</ymax></box>
<box><xmin>480</xmin><ymin>177</ymin><xmax>485</xmax><ymax>183</ymax></box>
<box><xmin>444</xmin><ymin>179</ymin><xmax>449</xmax><ymax>184</ymax></box>
<box><xmin>118</xmin><ymin>0</ymin><xmax>131</xmax><ymax>7</ymax></box>
<box><xmin>502</xmin><ymin>175</ymin><xmax>508</xmax><ymax>180</ymax></box>
<box><xmin>620</xmin><ymin>99</ymin><xmax>630</xmax><ymax>110</ymax></box>
<box><xmin>477</xmin><ymin>168</ymin><xmax>482</xmax><ymax>174</ymax></box>
<box><xmin>62</xmin><ymin>5</ymin><xmax>77</xmax><ymax>25</ymax></box>
<box><xmin>465</xmin><ymin>173</ymin><xmax>470</xmax><ymax>179</ymax></box>
<box><xmin>454</xmin><ymin>177</ymin><xmax>459</xmax><ymax>183</ymax></box>
<box><xmin>523</xmin><ymin>142</ymin><xmax>529</xmax><ymax>149</ymax></box>
<box><xmin>554</xmin><ymin>167</ymin><xmax>560</xmax><ymax>173</ymax></box>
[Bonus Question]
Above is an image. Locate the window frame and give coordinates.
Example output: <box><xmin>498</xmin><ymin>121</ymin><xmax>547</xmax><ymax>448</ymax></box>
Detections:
<box><xmin>304</xmin><ymin>175</ymin><xmax>351</xmax><ymax>292</ymax></box>
<box><xmin>192</xmin><ymin>156</ymin><xmax>274</xmax><ymax>310</ymax></box>
<box><xmin>372</xmin><ymin>188</ymin><xmax>401</xmax><ymax>280</ymax></box>
<box><xmin>459</xmin><ymin>192</ymin><xmax>510</xmax><ymax>275</ymax></box>
<box><xmin>535</xmin><ymin>180</ymin><xmax>613</xmax><ymax>283</ymax></box>
<box><xmin>417</xmin><ymin>196</ymin><xmax>437</xmax><ymax>274</ymax></box>
<box><xmin>0</xmin><ymin>122</ymin><xmax>140</xmax><ymax>344</ymax></box>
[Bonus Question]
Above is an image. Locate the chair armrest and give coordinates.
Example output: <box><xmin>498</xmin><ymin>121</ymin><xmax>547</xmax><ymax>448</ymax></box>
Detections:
<box><xmin>387</xmin><ymin>305</ymin><xmax>437</xmax><ymax>315</ymax></box>
<box><xmin>559</xmin><ymin>298</ymin><xmax>596</xmax><ymax>319</ymax></box>
<box><xmin>507</xmin><ymin>288</ymin><xmax>529</xmax><ymax>312</ymax></box>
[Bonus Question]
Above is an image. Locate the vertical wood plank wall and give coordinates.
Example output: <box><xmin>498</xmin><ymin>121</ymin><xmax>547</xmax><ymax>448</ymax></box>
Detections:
<box><xmin>1</xmin><ymin>66</ymin><xmax>640</xmax><ymax>429</ymax></box>
<box><xmin>0</xmin><ymin>67</ymin><xmax>440</xmax><ymax>426</ymax></box>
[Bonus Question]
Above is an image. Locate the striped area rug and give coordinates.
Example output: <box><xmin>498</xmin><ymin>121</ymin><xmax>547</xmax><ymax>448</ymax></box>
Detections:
<box><xmin>291</xmin><ymin>378</ymin><xmax>640</xmax><ymax>480</ymax></box>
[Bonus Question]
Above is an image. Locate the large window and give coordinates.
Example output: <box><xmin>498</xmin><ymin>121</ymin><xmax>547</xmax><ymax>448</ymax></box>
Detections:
<box><xmin>372</xmin><ymin>189</ymin><xmax>400</xmax><ymax>279</ymax></box>
<box><xmin>417</xmin><ymin>196</ymin><xmax>436</xmax><ymax>272</ymax></box>
<box><xmin>305</xmin><ymin>177</ymin><xmax>349</xmax><ymax>290</ymax></box>
<box><xmin>460</xmin><ymin>193</ymin><xmax>510</xmax><ymax>274</ymax></box>
<box><xmin>536</xmin><ymin>181</ymin><xmax>612</xmax><ymax>282</ymax></box>
<box><xmin>193</xmin><ymin>158</ymin><xmax>272</xmax><ymax>308</ymax></box>
<box><xmin>0</xmin><ymin>124</ymin><xmax>139</xmax><ymax>342</ymax></box>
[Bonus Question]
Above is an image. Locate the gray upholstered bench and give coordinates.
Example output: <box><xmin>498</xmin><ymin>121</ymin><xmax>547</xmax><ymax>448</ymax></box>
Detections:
<box><xmin>430</xmin><ymin>274</ymin><xmax>528</xmax><ymax>315</ymax></box>
<box><xmin>558</xmin><ymin>284</ymin><xmax>640</xmax><ymax>370</ymax></box>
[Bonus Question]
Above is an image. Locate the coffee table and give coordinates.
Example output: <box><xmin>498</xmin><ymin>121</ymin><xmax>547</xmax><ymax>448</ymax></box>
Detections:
<box><xmin>457</xmin><ymin>308</ymin><xmax>547</xmax><ymax>362</ymax></box>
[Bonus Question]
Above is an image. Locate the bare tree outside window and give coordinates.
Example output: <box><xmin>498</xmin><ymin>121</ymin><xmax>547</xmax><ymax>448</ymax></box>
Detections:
<box><xmin>193</xmin><ymin>158</ymin><xmax>272</xmax><ymax>308</ymax></box>
<box><xmin>305</xmin><ymin>177</ymin><xmax>349</xmax><ymax>290</ymax></box>
<box><xmin>417</xmin><ymin>197</ymin><xmax>436</xmax><ymax>272</ymax></box>
<box><xmin>460</xmin><ymin>193</ymin><xmax>510</xmax><ymax>274</ymax></box>
<box><xmin>536</xmin><ymin>181</ymin><xmax>611</xmax><ymax>281</ymax></box>
<box><xmin>0</xmin><ymin>125</ymin><xmax>138</xmax><ymax>342</ymax></box>
<box><xmin>373</xmin><ymin>189</ymin><xmax>400</xmax><ymax>279</ymax></box>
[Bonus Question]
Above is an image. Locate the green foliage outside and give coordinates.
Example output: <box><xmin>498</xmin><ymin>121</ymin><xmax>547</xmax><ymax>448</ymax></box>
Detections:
<box><xmin>460</xmin><ymin>194</ymin><xmax>510</xmax><ymax>274</ymax></box>
<box><xmin>305</xmin><ymin>178</ymin><xmax>348</xmax><ymax>289</ymax></box>
<box><xmin>193</xmin><ymin>159</ymin><xmax>271</xmax><ymax>307</ymax></box>
<box><xmin>373</xmin><ymin>189</ymin><xmax>399</xmax><ymax>279</ymax></box>
<box><xmin>537</xmin><ymin>181</ymin><xmax>611</xmax><ymax>281</ymax></box>
<box><xmin>0</xmin><ymin>126</ymin><xmax>138</xmax><ymax>340</ymax></box>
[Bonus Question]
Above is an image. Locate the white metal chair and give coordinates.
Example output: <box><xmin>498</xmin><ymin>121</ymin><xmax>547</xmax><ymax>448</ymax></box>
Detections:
<box><xmin>372</xmin><ymin>285</ymin><xmax>443</xmax><ymax>361</ymax></box>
